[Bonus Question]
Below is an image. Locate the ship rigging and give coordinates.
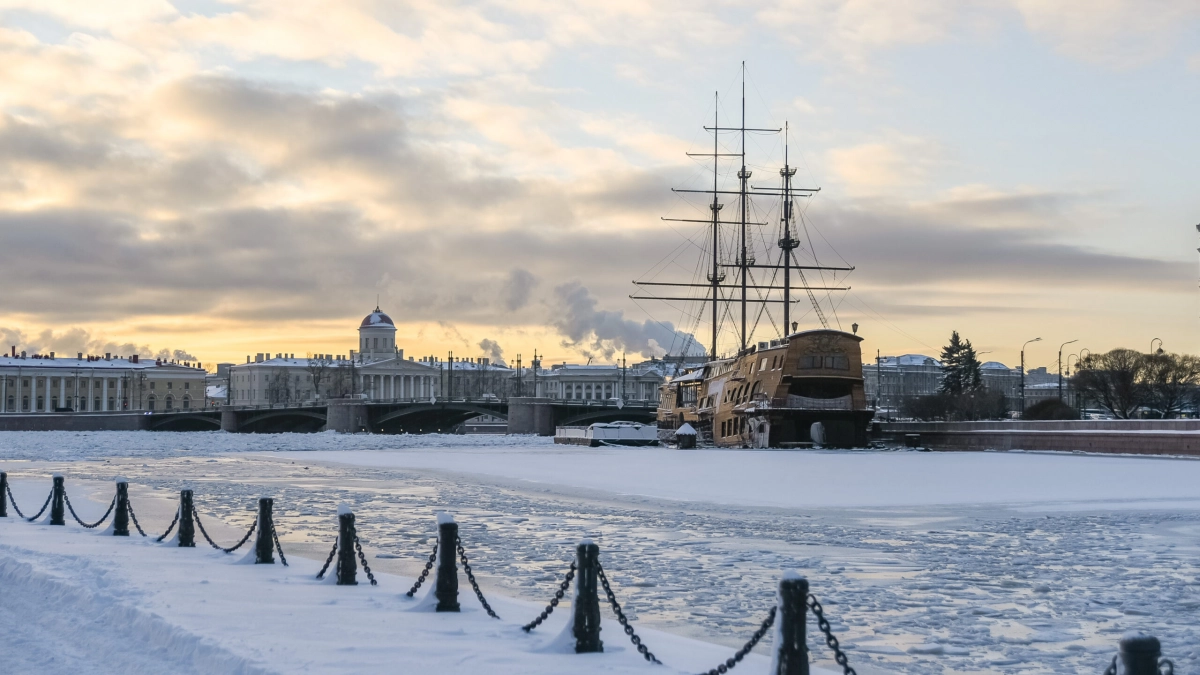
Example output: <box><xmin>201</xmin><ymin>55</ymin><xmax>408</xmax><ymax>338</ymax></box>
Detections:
<box><xmin>631</xmin><ymin>64</ymin><xmax>853</xmax><ymax>360</ymax></box>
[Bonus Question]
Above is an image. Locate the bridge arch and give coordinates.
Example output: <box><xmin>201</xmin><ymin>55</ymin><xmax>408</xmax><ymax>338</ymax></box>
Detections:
<box><xmin>558</xmin><ymin>408</ymin><xmax>657</xmax><ymax>427</ymax></box>
<box><xmin>150</xmin><ymin>413</ymin><xmax>222</xmax><ymax>431</ymax></box>
<box><xmin>238</xmin><ymin>410</ymin><xmax>327</xmax><ymax>433</ymax></box>
<box><xmin>371</xmin><ymin>402</ymin><xmax>507</xmax><ymax>434</ymax></box>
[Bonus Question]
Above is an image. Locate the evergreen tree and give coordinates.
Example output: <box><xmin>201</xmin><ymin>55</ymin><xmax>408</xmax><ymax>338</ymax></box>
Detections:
<box><xmin>939</xmin><ymin>331</ymin><xmax>982</xmax><ymax>397</ymax></box>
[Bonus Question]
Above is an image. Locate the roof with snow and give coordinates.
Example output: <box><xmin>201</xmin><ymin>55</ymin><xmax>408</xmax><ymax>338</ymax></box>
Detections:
<box><xmin>878</xmin><ymin>354</ymin><xmax>942</xmax><ymax>368</ymax></box>
<box><xmin>359</xmin><ymin>307</ymin><xmax>395</xmax><ymax>329</ymax></box>
<box><xmin>0</xmin><ymin>356</ymin><xmax>202</xmax><ymax>371</ymax></box>
<box><xmin>981</xmin><ymin>361</ymin><xmax>1015</xmax><ymax>370</ymax></box>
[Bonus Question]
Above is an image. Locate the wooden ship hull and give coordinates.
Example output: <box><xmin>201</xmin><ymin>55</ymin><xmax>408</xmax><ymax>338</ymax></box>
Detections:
<box><xmin>657</xmin><ymin>329</ymin><xmax>874</xmax><ymax>448</ymax></box>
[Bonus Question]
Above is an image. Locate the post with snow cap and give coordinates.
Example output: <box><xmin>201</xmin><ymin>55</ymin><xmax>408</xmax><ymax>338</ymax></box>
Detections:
<box><xmin>0</xmin><ymin>472</ymin><xmax>8</xmax><ymax>517</ymax></box>
<box><xmin>336</xmin><ymin>504</ymin><xmax>358</xmax><ymax>585</ymax></box>
<box><xmin>435</xmin><ymin>512</ymin><xmax>460</xmax><ymax>611</ymax></box>
<box><xmin>574</xmin><ymin>540</ymin><xmax>603</xmax><ymax>653</ymax></box>
<box><xmin>774</xmin><ymin>574</ymin><xmax>809</xmax><ymax>675</ymax></box>
<box><xmin>112</xmin><ymin>479</ymin><xmax>130</xmax><ymax>536</ymax></box>
<box><xmin>50</xmin><ymin>474</ymin><xmax>66</xmax><ymax>525</ymax></box>
<box><xmin>1115</xmin><ymin>633</ymin><xmax>1165</xmax><ymax>675</ymax></box>
<box><xmin>178</xmin><ymin>489</ymin><xmax>195</xmax><ymax>547</ymax></box>
<box><xmin>254</xmin><ymin>497</ymin><xmax>275</xmax><ymax>564</ymax></box>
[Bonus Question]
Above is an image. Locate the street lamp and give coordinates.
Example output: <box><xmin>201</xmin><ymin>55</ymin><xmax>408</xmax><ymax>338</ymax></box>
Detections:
<box><xmin>1150</xmin><ymin>338</ymin><xmax>1163</xmax><ymax>355</ymax></box>
<box><xmin>1021</xmin><ymin>337</ymin><xmax>1041</xmax><ymax>417</ymax></box>
<box><xmin>1058</xmin><ymin>339</ymin><xmax>1078</xmax><ymax>401</ymax></box>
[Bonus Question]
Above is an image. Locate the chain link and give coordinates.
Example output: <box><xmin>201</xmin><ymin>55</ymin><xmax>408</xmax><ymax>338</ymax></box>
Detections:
<box><xmin>63</xmin><ymin>492</ymin><xmax>115</xmax><ymax>529</ymax></box>
<box><xmin>354</xmin><ymin>535</ymin><xmax>377</xmax><ymax>586</ymax></box>
<box><xmin>193</xmin><ymin>510</ymin><xmax>256</xmax><ymax>553</ymax></box>
<box><xmin>316</xmin><ymin>539</ymin><xmax>338</xmax><ymax>580</ymax></box>
<box><xmin>597</xmin><ymin>563</ymin><xmax>661</xmax><ymax>664</ymax></box>
<box><xmin>698</xmin><ymin>606</ymin><xmax>776</xmax><ymax>675</ymax></box>
<box><xmin>126</xmin><ymin>498</ymin><xmax>148</xmax><ymax>536</ymax></box>
<box><xmin>5</xmin><ymin>483</ymin><xmax>29</xmax><ymax>519</ymax></box>
<box><xmin>522</xmin><ymin>562</ymin><xmax>575</xmax><ymax>632</ymax></box>
<box><xmin>155</xmin><ymin>507</ymin><xmax>180</xmax><ymax>542</ymax></box>
<box><xmin>406</xmin><ymin>540</ymin><xmax>438</xmax><ymax>597</ymax></box>
<box><xmin>807</xmin><ymin>594</ymin><xmax>856</xmax><ymax>675</ymax></box>
<box><xmin>1160</xmin><ymin>658</ymin><xmax>1175</xmax><ymax>675</ymax></box>
<box><xmin>456</xmin><ymin>536</ymin><xmax>499</xmax><ymax>619</ymax></box>
<box><xmin>271</xmin><ymin>520</ymin><xmax>288</xmax><ymax>567</ymax></box>
<box><xmin>17</xmin><ymin>487</ymin><xmax>52</xmax><ymax>522</ymax></box>
<box><xmin>1103</xmin><ymin>657</ymin><xmax>1116</xmax><ymax>675</ymax></box>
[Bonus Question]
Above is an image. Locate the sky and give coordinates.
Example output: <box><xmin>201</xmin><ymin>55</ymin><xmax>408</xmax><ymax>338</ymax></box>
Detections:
<box><xmin>0</xmin><ymin>0</ymin><xmax>1197</xmax><ymax>373</ymax></box>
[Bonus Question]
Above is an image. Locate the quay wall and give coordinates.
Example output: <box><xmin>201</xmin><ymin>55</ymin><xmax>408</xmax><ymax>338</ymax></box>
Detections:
<box><xmin>879</xmin><ymin>420</ymin><xmax>1200</xmax><ymax>457</ymax></box>
<box><xmin>0</xmin><ymin>413</ymin><xmax>151</xmax><ymax>432</ymax></box>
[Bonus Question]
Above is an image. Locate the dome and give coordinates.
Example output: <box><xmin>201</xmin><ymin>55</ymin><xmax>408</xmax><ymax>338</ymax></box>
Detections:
<box><xmin>360</xmin><ymin>307</ymin><xmax>395</xmax><ymax>329</ymax></box>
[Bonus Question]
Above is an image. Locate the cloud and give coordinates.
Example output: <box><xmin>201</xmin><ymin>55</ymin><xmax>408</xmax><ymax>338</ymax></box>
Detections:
<box><xmin>550</xmin><ymin>281</ymin><xmax>704</xmax><ymax>360</ymax></box>
<box><xmin>1012</xmin><ymin>0</ymin><xmax>1200</xmax><ymax>69</ymax></box>
<box><xmin>0</xmin><ymin>325</ymin><xmax>193</xmax><ymax>360</ymax></box>
<box><xmin>827</xmin><ymin>135</ymin><xmax>946</xmax><ymax>195</ymax></box>
<box><xmin>500</xmin><ymin>269</ymin><xmax>538</xmax><ymax>311</ymax></box>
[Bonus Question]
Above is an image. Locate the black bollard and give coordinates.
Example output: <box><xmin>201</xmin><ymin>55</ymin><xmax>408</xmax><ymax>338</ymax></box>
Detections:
<box><xmin>254</xmin><ymin>497</ymin><xmax>275</xmax><ymax>564</ymax></box>
<box><xmin>573</xmin><ymin>541</ymin><xmax>604</xmax><ymax>653</ymax></box>
<box><xmin>113</xmin><ymin>481</ymin><xmax>130</xmax><ymax>536</ymax></box>
<box><xmin>178</xmin><ymin>490</ymin><xmax>195</xmax><ymax>547</ymax></box>
<box><xmin>775</xmin><ymin>575</ymin><xmax>809</xmax><ymax>675</ymax></box>
<box><xmin>50</xmin><ymin>475</ymin><xmax>66</xmax><ymax>525</ymax></box>
<box><xmin>1117</xmin><ymin>634</ymin><xmax>1162</xmax><ymax>675</ymax></box>
<box><xmin>0</xmin><ymin>472</ymin><xmax>7</xmax><ymax>518</ymax></box>
<box><xmin>336</xmin><ymin>509</ymin><xmax>358</xmax><ymax>586</ymax></box>
<box><xmin>434</xmin><ymin>515</ymin><xmax>460</xmax><ymax>612</ymax></box>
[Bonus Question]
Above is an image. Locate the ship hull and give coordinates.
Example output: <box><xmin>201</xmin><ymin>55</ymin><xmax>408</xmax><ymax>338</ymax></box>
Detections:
<box><xmin>657</xmin><ymin>329</ymin><xmax>875</xmax><ymax>449</ymax></box>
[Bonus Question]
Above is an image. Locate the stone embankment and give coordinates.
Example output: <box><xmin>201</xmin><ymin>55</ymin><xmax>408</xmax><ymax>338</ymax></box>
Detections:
<box><xmin>879</xmin><ymin>419</ymin><xmax>1200</xmax><ymax>457</ymax></box>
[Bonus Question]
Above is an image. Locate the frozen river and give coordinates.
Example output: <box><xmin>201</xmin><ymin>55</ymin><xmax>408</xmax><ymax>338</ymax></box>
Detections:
<box><xmin>2</xmin><ymin>431</ymin><xmax>1198</xmax><ymax>674</ymax></box>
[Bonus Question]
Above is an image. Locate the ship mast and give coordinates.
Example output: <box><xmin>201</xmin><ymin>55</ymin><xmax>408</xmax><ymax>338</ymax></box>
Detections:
<box><xmin>631</xmin><ymin>65</ymin><xmax>853</xmax><ymax>357</ymax></box>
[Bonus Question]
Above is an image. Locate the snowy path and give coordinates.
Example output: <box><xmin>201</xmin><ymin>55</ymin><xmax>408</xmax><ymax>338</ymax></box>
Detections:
<box><xmin>2</xmin><ymin>432</ymin><xmax>1199</xmax><ymax>673</ymax></box>
<box><xmin>0</xmin><ymin>480</ymin><xmax>836</xmax><ymax>675</ymax></box>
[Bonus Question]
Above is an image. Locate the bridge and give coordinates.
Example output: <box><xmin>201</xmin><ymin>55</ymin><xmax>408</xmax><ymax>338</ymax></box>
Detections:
<box><xmin>144</xmin><ymin>397</ymin><xmax>658</xmax><ymax>434</ymax></box>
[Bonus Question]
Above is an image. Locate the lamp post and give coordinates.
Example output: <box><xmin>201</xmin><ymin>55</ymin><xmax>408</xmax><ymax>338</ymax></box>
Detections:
<box><xmin>1058</xmin><ymin>339</ymin><xmax>1078</xmax><ymax>401</ymax></box>
<box><xmin>1150</xmin><ymin>338</ymin><xmax>1163</xmax><ymax>355</ymax></box>
<box><xmin>1021</xmin><ymin>337</ymin><xmax>1041</xmax><ymax>417</ymax></box>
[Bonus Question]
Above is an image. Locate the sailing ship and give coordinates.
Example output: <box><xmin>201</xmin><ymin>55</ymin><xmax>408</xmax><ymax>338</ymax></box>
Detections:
<box><xmin>634</xmin><ymin>66</ymin><xmax>874</xmax><ymax>448</ymax></box>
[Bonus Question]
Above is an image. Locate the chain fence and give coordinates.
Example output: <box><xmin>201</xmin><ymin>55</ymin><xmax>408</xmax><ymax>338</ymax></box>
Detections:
<box><xmin>0</xmin><ymin>472</ymin><xmax>1177</xmax><ymax>674</ymax></box>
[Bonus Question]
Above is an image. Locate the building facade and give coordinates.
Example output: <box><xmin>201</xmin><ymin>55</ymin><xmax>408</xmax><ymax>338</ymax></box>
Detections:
<box><xmin>862</xmin><ymin>354</ymin><xmax>944</xmax><ymax>415</ymax></box>
<box><xmin>227</xmin><ymin>308</ymin><xmax>440</xmax><ymax>406</ymax></box>
<box><xmin>1</xmin><ymin>351</ymin><xmax>207</xmax><ymax>413</ymax></box>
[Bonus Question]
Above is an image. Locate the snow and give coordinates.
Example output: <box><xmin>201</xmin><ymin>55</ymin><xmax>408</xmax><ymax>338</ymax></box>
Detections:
<box><xmin>437</xmin><ymin>511</ymin><xmax>455</xmax><ymax>525</ymax></box>
<box><xmin>2</xmin><ymin>432</ymin><xmax>1198</xmax><ymax>673</ymax></box>
<box><xmin>270</xmin><ymin>446</ymin><xmax>1200</xmax><ymax>510</ymax></box>
<box><xmin>1</xmin><ymin>479</ymin><xmax>825</xmax><ymax>675</ymax></box>
<box><xmin>336</xmin><ymin>502</ymin><xmax>352</xmax><ymax>516</ymax></box>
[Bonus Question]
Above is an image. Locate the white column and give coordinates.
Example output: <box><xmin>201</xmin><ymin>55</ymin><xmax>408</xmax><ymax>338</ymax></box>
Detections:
<box><xmin>1</xmin><ymin>374</ymin><xmax>6</xmax><ymax>412</ymax></box>
<box><xmin>103</xmin><ymin>378</ymin><xmax>109</xmax><ymax>411</ymax></box>
<box><xmin>116</xmin><ymin>377</ymin><xmax>123</xmax><ymax>410</ymax></box>
<box><xmin>58</xmin><ymin>377</ymin><xmax>65</xmax><ymax>411</ymax></box>
<box><xmin>31</xmin><ymin>375</ymin><xmax>38</xmax><ymax>412</ymax></box>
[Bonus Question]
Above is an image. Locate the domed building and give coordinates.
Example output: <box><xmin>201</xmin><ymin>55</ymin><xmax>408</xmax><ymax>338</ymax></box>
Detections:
<box><xmin>226</xmin><ymin>306</ymin><xmax>439</xmax><ymax>406</ymax></box>
<box><xmin>359</xmin><ymin>307</ymin><xmax>398</xmax><ymax>359</ymax></box>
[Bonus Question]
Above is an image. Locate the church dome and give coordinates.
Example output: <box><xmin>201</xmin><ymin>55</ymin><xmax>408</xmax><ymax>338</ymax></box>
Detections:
<box><xmin>360</xmin><ymin>307</ymin><xmax>395</xmax><ymax>329</ymax></box>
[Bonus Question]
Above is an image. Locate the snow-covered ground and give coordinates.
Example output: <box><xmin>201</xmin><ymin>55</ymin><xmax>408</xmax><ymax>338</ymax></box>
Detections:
<box><xmin>2</xmin><ymin>431</ymin><xmax>1199</xmax><ymax>674</ymax></box>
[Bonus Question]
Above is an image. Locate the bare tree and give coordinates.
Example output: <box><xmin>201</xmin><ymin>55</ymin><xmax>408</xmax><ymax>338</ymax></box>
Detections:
<box><xmin>1143</xmin><ymin>352</ymin><xmax>1200</xmax><ymax>418</ymax></box>
<box><xmin>306</xmin><ymin>356</ymin><xmax>329</xmax><ymax>401</ymax></box>
<box><xmin>265</xmin><ymin>368</ymin><xmax>297</xmax><ymax>404</ymax></box>
<box><xmin>326</xmin><ymin>362</ymin><xmax>354</xmax><ymax>399</ymax></box>
<box><xmin>1073</xmin><ymin>349</ymin><xmax>1148</xmax><ymax>418</ymax></box>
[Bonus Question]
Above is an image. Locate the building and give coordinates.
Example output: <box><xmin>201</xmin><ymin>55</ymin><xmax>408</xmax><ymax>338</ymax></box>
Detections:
<box><xmin>227</xmin><ymin>307</ymin><xmax>440</xmax><ymax>406</ymax></box>
<box><xmin>1</xmin><ymin>350</ymin><xmax>207</xmax><ymax>413</ymax></box>
<box><xmin>416</xmin><ymin>356</ymin><xmax>515</xmax><ymax>400</ymax></box>
<box><xmin>536</xmin><ymin>361</ymin><xmax>666</xmax><ymax>402</ymax></box>
<box><xmin>862</xmin><ymin>354</ymin><xmax>944</xmax><ymax>415</ymax></box>
<box><xmin>980</xmin><ymin>361</ymin><xmax>1022</xmax><ymax>410</ymax></box>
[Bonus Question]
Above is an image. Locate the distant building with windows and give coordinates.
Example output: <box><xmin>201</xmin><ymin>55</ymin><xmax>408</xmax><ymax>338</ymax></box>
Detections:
<box><xmin>1</xmin><ymin>350</ymin><xmax>206</xmax><ymax>413</ymax></box>
<box><xmin>862</xmin><ymin>354</ymin><xmax>944</xmax><ymax>414</ymax></box>
<box><xmin>227</xmin><ymin>307</ymin><xmax>440</xmax><ymax>406</ymax></box>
